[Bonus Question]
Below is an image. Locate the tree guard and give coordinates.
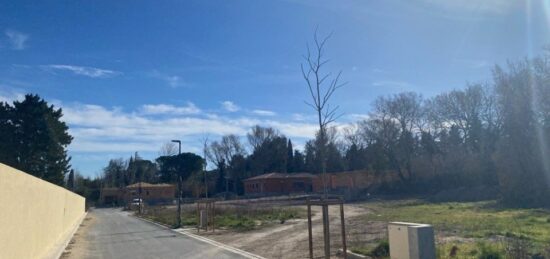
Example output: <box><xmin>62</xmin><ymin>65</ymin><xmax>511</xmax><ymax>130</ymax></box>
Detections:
<box><xmin>306</xmin><ymin>195</ymin><xmax>347</xmax><ymax>259</ymax></box>
<box><xmin>196</xmin><ymin>198</ymin><xmax>216</xmax><ymax>232</ymax></box>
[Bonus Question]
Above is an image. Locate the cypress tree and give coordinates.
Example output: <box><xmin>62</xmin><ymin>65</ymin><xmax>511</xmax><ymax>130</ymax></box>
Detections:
<box><xmin>286</xmin><ymin>139</ymin><xmax>294</xmax><ymax>173</ymax></box>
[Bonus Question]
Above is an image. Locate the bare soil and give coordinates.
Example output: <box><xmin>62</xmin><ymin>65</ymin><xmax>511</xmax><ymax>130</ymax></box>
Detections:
<box><xmin>60</xmin><ymin>213</ymin><xmax>96</xmax><ymax>259</ymax></box>
<box><xmin>189</xmin><ymin>203</ymin><xmax>378</xmax><ymax>259</ymax></box>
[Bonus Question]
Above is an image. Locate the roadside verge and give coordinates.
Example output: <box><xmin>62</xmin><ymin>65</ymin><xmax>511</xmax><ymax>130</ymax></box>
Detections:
<box><xmin>134</xmin><ymin>215</ymin><xmax>266</xmax><ymax>259</ymax></box>
<box><xmin>44</xmin><ymin>211</ymin><xmax>88</xmax><ymax>259</ymax></box>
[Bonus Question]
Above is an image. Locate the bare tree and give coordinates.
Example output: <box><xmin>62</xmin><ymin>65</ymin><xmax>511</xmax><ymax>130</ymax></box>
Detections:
<box><xmin>343</xmin><ymin>123</ymin><xmax>364</xmax><ymax>148</ymax></box>
<box><xmin>301</xmin><ymin>29</ymin><xmax>346</xmax><ymax>196</ymax></box>
<box><xmin>247</xmin><ymin>125</ymin><xmax>279</xmax><ymax>152</ymax></box>
<box><xmin>206</xmin><ymin>134</ymin><xmax>245</xmax><ymax>195</ymax></box>
<box><xmin>159</xmin><ymin>142</ymin><xmax>178</xmax><ymax>157</ymax></box>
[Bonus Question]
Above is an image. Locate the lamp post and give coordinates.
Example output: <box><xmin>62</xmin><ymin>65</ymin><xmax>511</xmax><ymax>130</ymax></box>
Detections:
<box><xmin>203</xmin><ymin>138</ymin><xmax>208</xmax><ymax>199</ymax></box>
<box><xmin>171</xmin><ymin>139</ymin><xmax>182</xmax><ymax>228</ymax></box>
<box><xmin>172</xmin><ymin>140</ymin><xmax>181</xmax><ymax>154</ymax></box>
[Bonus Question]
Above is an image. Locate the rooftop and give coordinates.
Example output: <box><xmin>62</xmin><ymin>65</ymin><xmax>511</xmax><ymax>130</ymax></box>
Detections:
<box><xmin>126</xmin><ymin>182</ymin><xmax>174</xmax><ymax>188</ymax></box>
<box><xmin>244</xmin><ymin>172</ymin><xmax>317</xmax><ymax>181</ymax></box>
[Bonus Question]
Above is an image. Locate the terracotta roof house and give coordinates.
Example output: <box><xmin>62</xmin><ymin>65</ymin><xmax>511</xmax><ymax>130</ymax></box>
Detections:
<box><xmin>99</xmin><ymin>182</ymin><xmax>176</xmax><ymax>206</ymax></box>
<box><xmin>243</xmin><ymin>170</ymin><xmax>400</xmax><ymax>196</ymax></box>
<box><xmin>243</xmin><ymin>172</ymin><xmax>317</xmax><ymax>195</ymax></box>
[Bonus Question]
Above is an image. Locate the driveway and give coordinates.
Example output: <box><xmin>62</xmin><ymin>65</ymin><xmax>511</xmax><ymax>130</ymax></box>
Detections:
<box><xmin>62</xmin><ymin>208</ymin><xmax>246</xmax><ymax>259</ymax></box>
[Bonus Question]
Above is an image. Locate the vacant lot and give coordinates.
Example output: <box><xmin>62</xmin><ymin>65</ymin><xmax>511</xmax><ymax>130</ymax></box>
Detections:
<box><xmin>140</xmin><ymin>203</ymin><xmax>305</xmax><ymax>231</ymax></box>
<box><xmin>356</xmin><ymin>199</ymin><xmax>550</xmax><ymax>258</ymax></box>
<box><xmin>141</xmin><ymin>198</ymin><xmax>550</xmax><ymax>258</ymax></box>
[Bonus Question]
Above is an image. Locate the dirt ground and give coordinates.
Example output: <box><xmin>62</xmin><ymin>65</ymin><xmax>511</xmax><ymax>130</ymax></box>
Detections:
<box><xmin>60</xmin><ymin>213</ymin><xmax>96</xmax><ymax>259</ymax></box>
<box><xmin>189</xmin><ymin>203</ymin><xmax>381</xmax><ymax>259</ymax></box>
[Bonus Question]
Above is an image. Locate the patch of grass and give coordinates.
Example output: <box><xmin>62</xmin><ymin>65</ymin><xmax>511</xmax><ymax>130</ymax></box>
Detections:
<box><xmin>351</xmin><ymin>239</ymin><xmax>389</xmax><ymax>258</ymax></box>
<box><xmin>477</xmin><ymin>242</ymin><xmax>504</xmax><ymax>259</ymax></box>
<box><xmin>363</xmin><ymin>199</ymin><xmax>550</xmax><ymax>251</ymax></box>
<box><xmin>214</xmin><ymin>206</ymin><xmax>305</xmax><ymax>231</ymax></box>
<box><xmin>437</xmin><ymin>242</ymin><xmax>504</xmax><ymax>259</ymax></box>
<box><xmin>140</xmin><ymin>204</ymin><xmax>305</xmax><ymax>231</ymax></box>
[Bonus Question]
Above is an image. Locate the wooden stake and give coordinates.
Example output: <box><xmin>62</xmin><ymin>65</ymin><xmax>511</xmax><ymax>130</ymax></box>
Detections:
<box><xmin>322</xmin><ymin>204</ymin><xmax>330</xmax><ymax>259</ymax></box>
<box><xmin>307</xmin><ymin>199</ymin><xmax>313</xmax><ymax>259</ymax></box>
<box><xmin>340</xmin><ymin>200</ymin><xmax>347</xmax><ymax>259</ymax></box>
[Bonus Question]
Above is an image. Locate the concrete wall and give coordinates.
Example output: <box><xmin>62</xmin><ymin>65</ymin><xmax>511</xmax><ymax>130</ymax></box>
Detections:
<box><xmin>0</xmin><ymin>163</ymin><xmax>85</xmax><ymax>259</ymax></box>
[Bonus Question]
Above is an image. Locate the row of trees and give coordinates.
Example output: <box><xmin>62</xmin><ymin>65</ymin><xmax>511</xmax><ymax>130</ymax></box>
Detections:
<box><xmin>199</xmin><ymin>53</ymin><xmax>550</xmax><ymax>206</ymax></box>
<box><xmin>4</xmin><ymin>55</ymin><xmax>549</xmax><ymax>208</ymax></box>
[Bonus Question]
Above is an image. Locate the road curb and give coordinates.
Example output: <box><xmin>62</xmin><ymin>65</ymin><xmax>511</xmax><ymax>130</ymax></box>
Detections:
<box><xmin>134</xmin><ymin>215</ymin><xmax>266</xmax><ymax>259</ymax></box>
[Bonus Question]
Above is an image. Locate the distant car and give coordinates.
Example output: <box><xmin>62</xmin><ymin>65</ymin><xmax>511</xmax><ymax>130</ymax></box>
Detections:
<box><xmin>130</xmin><ymin>198</ymin><xmax>143</xmax><ymax>210</ymax></box>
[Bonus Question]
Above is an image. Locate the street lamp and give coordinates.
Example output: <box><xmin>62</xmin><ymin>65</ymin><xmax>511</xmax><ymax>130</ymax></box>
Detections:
<box><xmin>171</xmin><ymin>139</ymin><xmax>182</xmax><ymax>228</ymax></box>
<box><xmin>171</xmin><ymin>140</ymin><xmax>181</xmax><ymax>155</ymax></box>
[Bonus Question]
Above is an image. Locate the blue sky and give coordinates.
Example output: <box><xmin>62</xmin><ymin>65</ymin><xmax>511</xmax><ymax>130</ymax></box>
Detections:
<box><xmin>1</xmin><ymin>0</ymin><xmax>549</xmax><ymax>176</ymax></box>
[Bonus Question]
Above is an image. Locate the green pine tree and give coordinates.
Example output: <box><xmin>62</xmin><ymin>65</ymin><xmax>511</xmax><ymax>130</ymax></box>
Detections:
<box><xmin>0</xmin><ymin>94</ymin><xmax>73</xmax><ymax>186</ymax></box>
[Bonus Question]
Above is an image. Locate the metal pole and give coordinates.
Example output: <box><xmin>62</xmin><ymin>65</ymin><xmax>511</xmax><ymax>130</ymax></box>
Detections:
<box><xmin>322</xmin><ymin>204</ymin><xmax>330</xmax><ymax>259</ymax></box>
<box><xmin>203</xmin><ymin>138</ymin><xmax>208</xmax><ymax>199</ymax></box>
<box><xmin>307</xmin><ymin>199</ymin><xmax>313</xmax><ymax>259</ymax></box>
<box><xmin>212</xmin><ymin>201</ymin><xmax>216</xmax><ymax>232</ymax></box>
<box><xmin>172</xmin><ymin>140</ymin><xmax>182</xmax><ymax>228</ymax></box>
<box><xmin>340</xmin><ymin>200</ymin><xmax>347</xmax><ymax>259</ymax></box>
<box><xmin>138</xmin><ymin>181</ymin><xmax>142</xmax><ymax>215</ymax></box>
<box><xmin>177</xmin><ymin>176</ymin><xmax>182</xmax><ymax>228</ymax></box>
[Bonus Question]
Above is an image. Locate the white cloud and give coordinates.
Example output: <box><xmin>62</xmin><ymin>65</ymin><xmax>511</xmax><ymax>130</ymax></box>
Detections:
<box><xmin>372</xmin><ymin>80</ymin><xmax>414</xmax><ymax>92</ymax></box>
<box><xmin>140</xmin><ymin>103</ymin><xmax>201</xmax><ymax>115</ymax></box>
<box><xmin>150</xmin><ymin>71</ymin><xmax>185</xmax><ymax>88</ymax></box>
<box><xmin>221</xmin><ymin>101</ymin><xmax>240</xmax><ymax>112</ymax></box>
<box><xmin>264</xmin><ymin>120</ymin><xmax>318</xmax><ymax>139</ymax></box>
<box><xmin>5</xmin><ymin>30</ymin><xmax>29</xmax><ymax>50</ymax></box>
<box><xmin>0</xmin><ymin>88</ymin><xmax>25</xmax><ymax>103</ymax></box>
<box><xmin>292</xmin><ymin>113</ymin><xmax>306</xmax><ymax>121</ymax></box>
<box><xmin>348</xmin><ymin>113</ymin><xmax>370</xmax><ymax>121</ymax></box>
<box><xmin>43</xmin><ymin>64</ymin><xmax>120</xmax><ymax>78</ymax></box>
<box><xmin>252</xmin><ymin>109</ymin><xmax>276</xmax><ymax>116</ymax></box>
<box><xmin>57</xmin><ymin>102</ymin><xmax>323</xmax><ymax>154</ymax></box>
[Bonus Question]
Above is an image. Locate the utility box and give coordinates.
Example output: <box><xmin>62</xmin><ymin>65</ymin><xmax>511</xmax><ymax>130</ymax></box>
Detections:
<box><xmin>388</xmin><ymin>222</ymin><xmax>435</xmax><ymax>259</ymax></box>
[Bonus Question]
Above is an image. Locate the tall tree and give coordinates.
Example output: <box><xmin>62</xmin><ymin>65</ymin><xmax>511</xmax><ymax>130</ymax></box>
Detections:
<box><xmin>0</xmin><ymin>102</ymin><xmax>15</xmax><ymax>166</ymax></box>
<box><xmin>206</xmin><ymin>134</ymin><xmax>245</xmax><ymax>194</ymax></box>
<box><xmin>67</xmin><ymin>169</ymin><xmax>75</xmax><ymax>191</ymax></box>
<box><xmin>493</xmin><ymin>58</ymin><xmax>550</xmax><ymax>206</ymax></box>
<box><xmin>247</xmin><ymin>125</ymin><xmax>278</xmax><ymax>151</ymax></box>
<box><xmin>293</xmin><ymin>150</ymin><xmax>306</xmax><ymax>172</ymax></box>
<box><xmin>286</xmin><ymin>139</ymin><xmax>294</xmax><ymax>173</ymax></box>
<box><xmin>157</xmin><ymin>152</ymin><xmax>204</xmax><ymax>227</ymax></box>
<box><xmin>246</xmin><ymin>126</ymin><xmax>288</xmax><ymax>175</ymax></box>
<box><xmin>301</xmin><ymin>30</ymin><xmax>345</xmax><ymax>195</ymax></box>
<box><xmin>102</xmin><ymin>158</ymin><xmax>127</xmax><ymax>188</ymax></box>
<box><xmin>0</xmin><ymin>94</ymin><xmax>73</xmax><ymax>185</ymax></box>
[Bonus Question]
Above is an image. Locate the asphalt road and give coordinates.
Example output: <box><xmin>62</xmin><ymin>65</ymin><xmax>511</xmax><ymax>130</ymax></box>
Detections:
<box><xmin>77</xmin><ymin>208</ymin><xmax>246</xmax><ymax>259</ymax></box>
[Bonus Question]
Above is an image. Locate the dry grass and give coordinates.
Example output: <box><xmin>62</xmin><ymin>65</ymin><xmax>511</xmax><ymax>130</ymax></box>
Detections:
<box><xmin>140</xmin><ymin>203</ymin><xmax>306</xmax><ymax>231</ymax></box>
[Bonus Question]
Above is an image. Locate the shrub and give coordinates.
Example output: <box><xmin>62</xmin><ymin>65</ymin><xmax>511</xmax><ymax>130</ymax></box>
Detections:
<box><xmin>368</xmin><ymin>239</ymin><xmax>390</xmax><ymax>258</ymax></box>
<box><xmin>477</xmin><ymin>242</ymin><xmax>503</xmax><ymax>259</ymax></box>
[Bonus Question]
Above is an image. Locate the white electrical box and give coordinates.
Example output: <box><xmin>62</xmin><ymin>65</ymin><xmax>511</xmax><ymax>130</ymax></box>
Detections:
<box><xmin>388</xmin><ymin>222</ymin><xmax>435</xmax><ymax>259</ymax></box>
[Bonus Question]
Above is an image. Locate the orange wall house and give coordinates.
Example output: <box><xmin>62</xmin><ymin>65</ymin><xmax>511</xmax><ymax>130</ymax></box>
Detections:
<box><xmin>244</xmin><ymin>170</ymin><xmax>399</xmax><ymax>196</ymax></box>
<box><xmin>244</xmin><ymin>173</ymin><xmax>316</xmax><ymax>195</ymax></box>
<box><xmin>100</xmin><ymin>182</ymin><xmax>175</xmax><ymax>205</ymax></box>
